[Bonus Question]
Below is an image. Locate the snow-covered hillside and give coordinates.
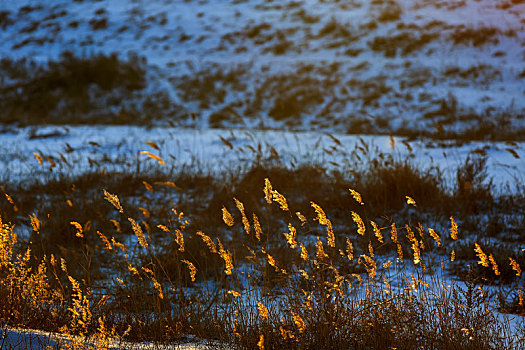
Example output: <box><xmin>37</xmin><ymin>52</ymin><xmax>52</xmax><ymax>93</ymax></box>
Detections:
<box><xmin>0</xmin><ymin>0</ymin><xmax>524</xmax><ymax>137</ymax></box>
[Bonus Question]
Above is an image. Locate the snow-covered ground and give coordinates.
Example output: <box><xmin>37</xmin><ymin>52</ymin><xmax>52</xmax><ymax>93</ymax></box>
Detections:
<box><xmin>0</xmin><ymin>0</ymin><xmax>524</xmax><ymax>134</ymax></box>
<box><xmin>1</xmin><ymin>125</ymin><xmax>523</xmax><ymax>192</ymax></box>
<box><xmin>0</xmin><ymin>326</ymin><xmax>215</xmax><ymax>349</ymax></box>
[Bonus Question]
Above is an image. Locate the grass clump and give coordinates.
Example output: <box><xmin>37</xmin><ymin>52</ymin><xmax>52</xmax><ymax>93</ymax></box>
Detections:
<box><xmin>0</xmin><ymin>51</ymin><xmax>149</xmax><ymax>125</ymax></box>
<box><xmin>449</xmin><ymin>26</ymin><xmax>504</xmax><ymax>47</ymax></box>
<box><xmin>245</xmin><ymin>65</ymin><xmax>339</xmax><ymax>124</ymax></box>
<box><xmin>0</xmin><ymin>217</ymin><xmax>65</xmax><ymax>330</ymax></box>
<box><xmin>369</xmin><ymin>30</ymin><xmax>439</xmax><ymax>57</ymax></box>
<box><xmin>0</xmin><ymin>10</ymin><xmax>14</xmax><ymax>30</ymax></box>
<box><xmin>375</xmin><ymin>0</ymin><xmax>403</xmax><ymax>22</ymax></box>
<box><xmin>174</xmin><ymin>64</ymin><xmax>248</xmax><ymax>110</ymax></box>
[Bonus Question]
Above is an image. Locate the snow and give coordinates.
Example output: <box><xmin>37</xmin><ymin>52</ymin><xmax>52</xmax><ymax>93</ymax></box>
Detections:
<box><xmin>0</xmin><ymin>326</ymin><xmax>216</xmax><ymax>349</ymax></box>
<box><xmin>1</xmin><ymin>126</ymin><xmax>523</xmax><ymax>194</ymax></box>
<box><xmin>0</xmin><ymin>0</ymin><xmax>524</xmax><ymax>133</ymax></box>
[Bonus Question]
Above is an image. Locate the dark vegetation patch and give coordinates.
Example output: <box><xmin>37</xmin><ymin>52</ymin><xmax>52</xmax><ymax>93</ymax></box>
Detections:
<box><xmin>19</xmin><ymin>20</ymin><xmax>41</xmax><ymax>34</ymax></box>
<box><xmin>373</xmin><ymin>0</ymin><xmax>403</xmax><ymax>23</ymax></box>
<box><xmin>443</xmin><ymin>64</ymin><xmax>502</xmax><ymax>85</ymax></box>
<box><xmin>173</xmin><ymin>63</ymin><xmax>249</xmax><ymax>110</ymax></box>
<box><xmin>416</xmin><ymin>93</ymin><xmax>525</xmax><ymax>141</ymax></box>
<box><xmin>0</xmin><ymin>11</ymin><xmax>14</xmax><ymax>30</ymax></box>
<box><xmin>369</xmin><ymin>30</ymin><xmax>440</xmax><ymax>57</ymax></box>
<box><xmin>347</xmin><ymin>75</ymin><xmax>393</xmax><ymax>108</ymax></box>
<box><xmin>266</xmin><ymin>78</ymin><xmax>325</xmax><ymax>120</ymax></box>
<box><xmin>449</xmin><ymin>26</ymin><xmax>512</xmax><ymax>47</ymax></box>
<box><xmin>17</xmin><ymin>5</ymin><xmax>43</xmax><ymax>16</ymax></box>
<box><xmin>262</xmin><ymin>36</ymin><xmax>297</xmax><ymax>55</ymax></box>
<box><xmin>291</xmin><ymin>8</ymin><xmax>320</xmax><ymax>24</ymax></box>
<box><xmin>0</xmin><ymin>51</ymin><xmax>178</xmax><ymax>125</ymax></box>
<box><xmin>43</xmin><ymin>9</ymin><xmax>68</xmax><ymax>22</ymax></box>
<box><xmin>313</xmin><ymin>18</ymin><xmax>361</xmax><ymax>49</ymax></box>
<box><xmin>222</xmin><ymin>22</ymin><xmax>276</xmax><ymax>46</ymax></box>
<box><xmin>317</xmin><ymin>18</ymin><xmax>354</xmax><ymax>39</ymax></box>
<box><xmin>399</xmin><ymin>67</ymin><xmax>434</xmax><ymax>89</ymax></box>
<box><xmin>220</xmin><ymin>21</ymin><xmax>304</xmax><ymax>55</ymax></box>
<box><xmin>245</xmin><ymin>64</ymin><xmax>340</xmax><ymax>124</ymax></box>
<box><xmin>175</xmin><ymin>63</ymin><xmax>342</xmax><ymax>128</ymax></box>
<box><xmin>89</xmin><ymin>17</ymin><xmax>108</xmax><ymax>30</ymax></box>
<box><xmin>208</xmin><ymin>105</ymin><xmax>245</xmax><ymax>128</ymax></box>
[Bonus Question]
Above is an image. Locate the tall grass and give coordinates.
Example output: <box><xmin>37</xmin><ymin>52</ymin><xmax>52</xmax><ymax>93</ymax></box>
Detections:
<box><xmin>0</xmin><ymin>166</ymin><xmax>524</xmax><ymax>349</ymax></box>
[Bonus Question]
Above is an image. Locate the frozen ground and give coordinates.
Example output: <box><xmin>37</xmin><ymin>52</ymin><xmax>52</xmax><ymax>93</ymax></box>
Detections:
<box><xmin>0</xmin><ymin>125</ymin><xmax>524</xmax><ymax>192</ymax></box>
<box><xmin>0</xmin><ymin>0</ymin><xmax>524</xmax><ymax>136</ymax></box>
<box><xmin>0</xmin><ymin>326</ymin><xmax>215</xmax><ymax>350</ymax></box>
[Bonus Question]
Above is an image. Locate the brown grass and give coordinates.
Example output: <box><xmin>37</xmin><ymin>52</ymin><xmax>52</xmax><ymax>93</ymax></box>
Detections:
<box><xmin>0</xmin><ymin>150</ymin><xmax>524</xmax><ymax>349</ymax></box>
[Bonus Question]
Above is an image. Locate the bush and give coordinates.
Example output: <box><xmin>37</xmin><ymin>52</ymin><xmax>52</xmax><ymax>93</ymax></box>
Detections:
<box><xmin>0</xmin><ymin>51</ymin><xmax>147</xmax><ymax>124</ymax></box>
